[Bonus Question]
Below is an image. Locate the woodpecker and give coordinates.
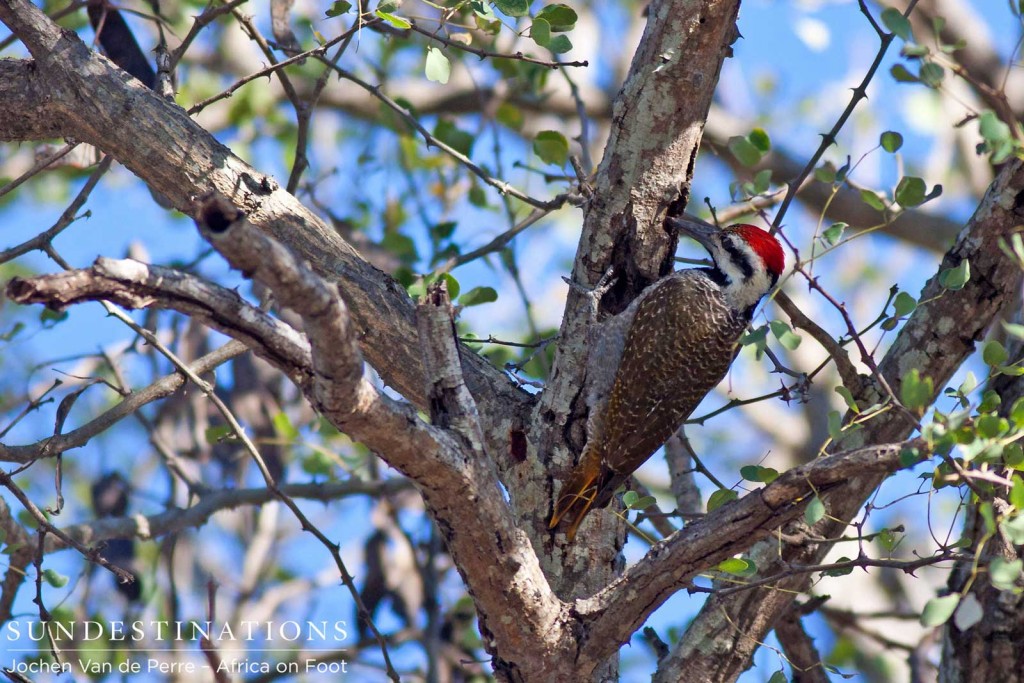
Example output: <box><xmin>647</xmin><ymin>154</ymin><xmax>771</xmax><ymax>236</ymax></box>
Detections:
<box><xmin>550</xmin><ymin>218</ymin><xmax>785</xmax><ymax>540</ymax></box>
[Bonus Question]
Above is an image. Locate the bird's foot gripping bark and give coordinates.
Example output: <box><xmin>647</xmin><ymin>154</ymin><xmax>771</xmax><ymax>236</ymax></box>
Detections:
<box><xmin>562</xmin><ymin>267</ymin><xmax>617</xmax><ymax>321</ymax></box>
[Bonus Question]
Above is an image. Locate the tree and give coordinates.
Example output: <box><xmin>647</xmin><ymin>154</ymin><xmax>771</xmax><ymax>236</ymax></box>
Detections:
<box><xmin>1</xmin><ymin>0</ymin><xmax>1023</xmax><ymax>680</ymax></box>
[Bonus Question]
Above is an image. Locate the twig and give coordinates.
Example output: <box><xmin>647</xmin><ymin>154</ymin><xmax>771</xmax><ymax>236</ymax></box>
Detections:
<box><xmin>169</xmin><ymin>0</ymin><xmax>250</xmax><ymax>68</ymax></box>
<box><xmin>406</xmin><ymin>22</ymin><xmax>588</xmax><ymax>69</ymax></box>
<box><xmin>0</xmin><ymin>341</ymin><xmax>247</xmax><ymax>465</ymax></box>
<box><xmin>435</xmin><ymin>208</ymin><xmax>551</xmax><ymax>274</ymax></box>
<box><xmin>0</xmin><ymin>143</ymin><xmax>84</xmax><ymax>203</ymax></box>
<box><xmin>770</xmin><ymin>0</ymin><xmax>921</xmax><ymax>235</ymax></box>
<box><xmin>0</xmin><ymin>155</ymin><xmax>112</xmax><ymax>266</ymax></box>
<box><xmin>324</xmin><ymin>64</ymin><xmax>571</xmax><ymax>211</ymax></box>
<box><xmin>773</xmin><ymin>291</ymin><xmax>863</xmax><ymax>394</ymax></box>
<box><xmin>0</xmin><ymin>470</ymin><xmax>135</xmax><ymax>584</ymax></box>
<box><xmin>187</xmin><ymin>28</ymin><xmax>355</xmax><ymax>114</ymax></box>
<box><xmin>704</xmin><ymin>550</ymin><xmax>962</xmax><ymax>598</ymax></box>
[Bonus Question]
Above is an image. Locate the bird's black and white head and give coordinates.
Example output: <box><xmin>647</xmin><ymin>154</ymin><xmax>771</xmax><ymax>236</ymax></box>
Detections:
<box><xmin>670</xmin><ymin>218</ymin><xmax>785</xmax><ymax>315</ymax></box>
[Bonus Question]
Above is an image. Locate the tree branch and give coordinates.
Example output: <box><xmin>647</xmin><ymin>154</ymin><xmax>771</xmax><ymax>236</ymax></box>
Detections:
<box><xmin>572</xmin><ymin>440</ymin><xmax>918</xmax><ymax>667</ymax></box>
<box><xmin>0</xmin><ymin>0</ymin><xmax>532</xmax><ymax>438</ymax></box>
<box><xmin>0</xmin><ymin>340</ymin><xmax>247</xmax><ymax>465</ymax></box>
<box><xmin>193</xmin><ymin>196</ymin><xmax>564</xmax><ymax>680</ymax></box>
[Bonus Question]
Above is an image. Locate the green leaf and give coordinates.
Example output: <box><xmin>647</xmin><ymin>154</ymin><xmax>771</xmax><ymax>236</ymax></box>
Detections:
<box><xmin>980</xmin><ymin>501</ymin><xmax>997</xmax><ymax>534</ymax></box>
<box><xmin>919</xmin><ymin>62</ymin><xmax>945</xmax><ymax>88</ymax></box>
<box><xmin>880</xmin><ymin>131</ymin><xmax>904</xmax><ymax>153</ymax></box>
<box><xmin>895</xmin><ymin>176</ymin><xmax>927</xmax><ymax>207</ymax></box>
<box><xmin>767</xmin><ymin>671</ymin><xmax>788</xmax><ymax>683</ymax></box>
<box><xmin>458</xmin><ymin>286</ymin><xmax>498</xmax><ymax>307</ymax></box>
<box><xmin>491</xmin><ymin>0</ymin><xmax>530</xmax><ymax>17</ymax></box>
<box><xmin>0</xmin><ymin>321</ymin><xmax>24</xmax><ymax>341</ymax></box>
<box><xmin>977</xmin><ymin>414</ymin><xmax>1009</xmax><ymax>439</ymax></box>
<box><xmin>827</xmin><ymin>410</ymin><xmax>843</xmax><ymax>441</ymax></box>
<box><xmin>748</xmin><ymin>128</ymin><xmax>771</xmax><ymax>153</ymax></box>
<box><xmin>805</xmin><ymin>495</ymin><xmax>826</xmax><ymax>525</ymax></box>
<box><xmin>469</xmin><ymin>0</ymin><xmax>497</xmax><ymax>20</ymax></box>
<box><xmin>901</xmin><ymin>368</ymin><xmax>934</xmax><ymax>413</ymax></box>
<box><xmin>543</xmin><ymin>34</ymin><xmax>573</xmax><ymax>54</ymax></box>
<box><xmin>468</xmin><ymin>184</ymin><xmax>488</xmax><ymax>207</ymax></box>
<box><xmin>939</xmin><ymin>259</ymin><xmax>970</xmax><ymax>291</ymax></box>
<box><xmin>496</xmin><ymin>103</ymin><xmax>524</xmax><ymax>130</ymax></box>
<box><xmin>890</xmin><ymin>64</ymin><xmax>918</xmax><ymax>83</ymax></box>
<box><xmin>740</xmin><ymin>325</ymin><xmax>769</xmax><ymax>359</ymax></box>
<box><xmin>633</xmin><ymin>495</ymin><xmax>656</xmax><ymax>509</ymax></box>
<box><xmin>531</xmin><ymin>17</ymin><xmax>551</xmax><ymax>47</ymax></box>
<box><xmin>43</xmin><ymin>568</ymin><xmax>69</xmax><ymax>588</ymax></box>
<box><xmin>822</xmin><ymin>221</ymin><xmax>847</xmax><ymax>246</ymax></box>
<box><xmin>431</xmin><ymin>221</ymin><xmax>457</xmax><ymax>240</ymax></box>
<box><xmin>1011</xmin><ymin>477</ymin><xmax>1024</xmax><ymax>510</ymax></box>
<box><xmin>377</xmin><ymin>0</ymin><xmax>401</xmax><ymax>12</ymax></box>
<box><xmin>815</xmin><ymin>163</ymin><xmax>836</xmax><ymax>184</ymax></box>
<box><xmin>434</xmin><ymin>119</ymin><xmax>474</xmax><ymax>156</ymax></box>
<box><xmin>893</xmin><ymin>291</ymin><xmax>917</xmax><ymax>317</ymax></box>
<box><xmin>717</xmin><ymin>558</ymin><xmax>752</xmax><ymax>576</ymax></box>
<box><xmin>835</xmin><ymin>386</ymin><xmax>859</xmax><ymax>413</ymax></box>
<box><xmin>881</xmin><ymin>7</ymin><xmax>913</xmax><ymax>40</ymax></box>
<box><xmin>769</xmin><ymin>320</ymin><xmax>802</xmax><ymax>350</ymax></box>
<box><xmin>990</xmin><ymin>557</ymin><xmax>1022</xmax><ymax>591</ymax></box>
<box><xmin>1005</xmin><ymin>442</ymin><xmax>1024</xmax><ymax>469</ymax></box>
<box><xmin>979</xmin><ymin>111</ymin><xmax>1013</xmax><ymax>144</ymax></box>
<box><xmin>325</xmin><ymin>0</ymin><xmax>352</xmax><ymax>16</ymax></box>
<box><xmin>533</xmin><ymin>130</ymin><xmax>569</xmax><ymax>166</ymax></box>
<box><xmin>983</xmin><ymin>340</ymin><xmax>1008</xmax><ymax>367</ymax></box>
<box><xmin>40</xmin><ymin>308</ymin><xmax>68</xmax><ymax>325</ymax></box>
<box><xmin>823</xmin><ymin>558</ymin><xmax>854</xmax><ymax>577</ymax></box>
<box><xmin>621</xmin><ymin>490</ymin><xmax>656</xmax><ymax>509</ymax></box>
<box><xmin>707</xmin><ymin>489</ymin><xmax>738</xmax><ymax>512</ymax></box>
<box><xmin>1001</xmin><ymin>515</ymin><xmax>1024</xmax><ymax>544</ymax></box>
<box><xmin>439</xmin><ymin>273</ymin><xmax>461</xmax><ymax>300</ymax></box>
<box><xmin>375</xmin><ymin>10</ymin><xmax>411</xmax><ymax>28</ymax></box>
<box><xmin>901</xmin><ymin>44</ymin><xmax>930</xmax><ymax>58</ymax></box>
<box><xmin>920</xmin><ymin>594</ymin><xmax>960</xmax><ymax>626</ymax></box>
<box><xmin>900</xmin><ymin>446</ymin><xmax>922</xmax><ymax>467</ymax></box>
<box><xmin>728</xmin><ymin>136</ymin><xmax>762</xmax><ymax>167</ymax></box>
<box><xmin>1011</xmin><ymin>398</ymin><xmax>1024</xmax><ymax>429</ymax></box>
<box><xmin>205</xmin><ymin>424</ymin><xmax>234</xmax><ymax>444</ymax></box>
<box><xmin>535</xmin><ymin>4</ymin><xmax>577</xmax><ymax>31</ymax></box>
<box><xmin>940</xmin><ymin>38</ymin><xmax>967</xmax><ymax>54</ymax></box>
<box><xmin>272</xmin><ymin>411</ymin><xmax>299</xmax><ymax>441</ymax></box>
<box><xmin>752</xmin><ymin>169</ymin><xmax>772</xmax><ymax>194</ymax></box>
<box><xmin>978</xmin><ymin>388</ymin><xmax>1001</xmax><ymax>413</ymax></box>
<box><xmin>425</xmin><ymin>47</ymin><xmax>451</xmax><ymax>84</ymax></box>
<box><xmin>301</xmin><ymin>449</ymin><xmax>333</xmax><ymax>476</ymax></box>
<box><xmin>740</xmin><ymin>465</ymin><xmax>779</xmax><ymax>483</ymax></box>
<box><xmin>860</xmin><ymin>189</ymin><xmax>886</xmax><ymax>211</ymax></box>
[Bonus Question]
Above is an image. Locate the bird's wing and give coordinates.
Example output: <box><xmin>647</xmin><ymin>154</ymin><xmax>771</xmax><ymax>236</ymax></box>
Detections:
<box><xmin>597</xmin><ymin>272</ymin><xmax>746</xmax><ymax>478</ymax></box>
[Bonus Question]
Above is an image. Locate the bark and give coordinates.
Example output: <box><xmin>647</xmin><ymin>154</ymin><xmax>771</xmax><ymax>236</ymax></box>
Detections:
<box><xmin>533</xmin><ymin>0</ymin><xmax>744</xmax><ymax>608</ymax></box>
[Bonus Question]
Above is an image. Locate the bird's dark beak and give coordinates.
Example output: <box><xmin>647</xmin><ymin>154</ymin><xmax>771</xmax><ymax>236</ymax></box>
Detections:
<box><xmin>667</xmin><ymin>216</ymin><xmax>719</xmax><ymax>252</ymax></box>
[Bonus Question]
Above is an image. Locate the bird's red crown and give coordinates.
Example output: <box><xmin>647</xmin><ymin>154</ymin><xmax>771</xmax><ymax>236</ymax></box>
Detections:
<box><xmin>728</xmin><ymin>224</ymin><xmax>785</xmax><ymax>277</ymax></box>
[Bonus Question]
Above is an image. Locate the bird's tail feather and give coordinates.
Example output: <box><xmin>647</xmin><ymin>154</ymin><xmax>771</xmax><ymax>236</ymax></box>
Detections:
<box><xmin>549</xmin><ymin>456</ymin><xmax>602</xmax><ymax>542</ymax></box>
